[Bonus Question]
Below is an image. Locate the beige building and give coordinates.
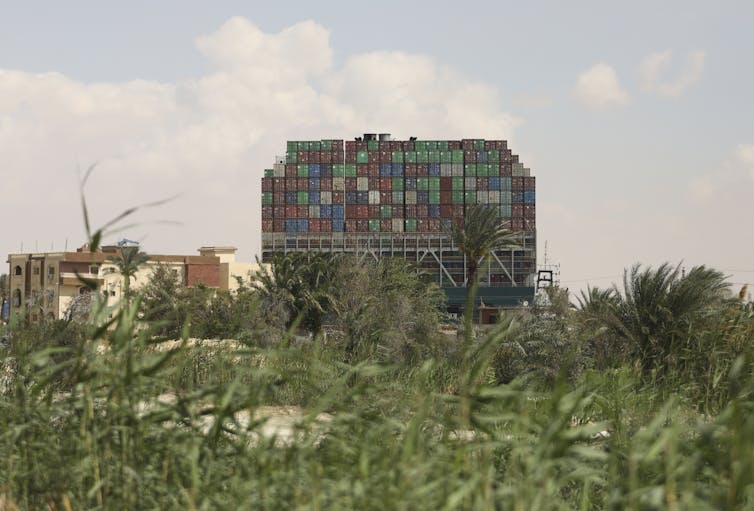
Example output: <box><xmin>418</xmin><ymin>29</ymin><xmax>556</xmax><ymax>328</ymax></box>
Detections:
<box><xmin>6</xmin><ymin>244</ymin><xmax>264</xmax><ymax>322</ymax></box>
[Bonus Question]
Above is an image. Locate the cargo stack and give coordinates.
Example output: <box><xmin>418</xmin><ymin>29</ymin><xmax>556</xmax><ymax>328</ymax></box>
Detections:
<box><xmin>261</xmin><ymin>134</ymin><xmax>536</xmax><ymax>306</ymax></box>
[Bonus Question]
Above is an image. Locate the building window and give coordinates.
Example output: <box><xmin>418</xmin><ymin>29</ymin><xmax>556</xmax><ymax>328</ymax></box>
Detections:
<box><xmin>12</xmin><ymin>289</ymin><xmax>21</xmax><ymax>308</ymax></box>
<box><xmin>48</xmin><ymin>266</ymin><xmax>56</xmax><ymax>281</ymax></box>
<box><xmin>110</xmin><ymin>290</ymin><xmax>116</xmax><ymax>297</ymax></box>
<box><xmin>14</xmin><ymin>265</ymin><xmax>22</xmax><ymax>276</ymax></box>
<box><xmin>89</xmin><ymin>265</ymin><xmax>99</xmax><ymax>275</ymax></box>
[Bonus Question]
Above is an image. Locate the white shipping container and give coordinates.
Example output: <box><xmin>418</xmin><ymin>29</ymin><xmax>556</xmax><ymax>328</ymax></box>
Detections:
<box><xmin>405</xmin><ymin>191</ymin><xmax>417</xmax><ymax>204</ymax></box>
<box><xmin>369</xmin><ymin>190</ymin><xmax>381</xmax><ymax>204</ymax></box>
<box><xmin>357</xmin><ymin>177</ymin><xmax>369</xmax><ymax>191</ymax></box>
<box><xmin>333</xmin><ymin>178</ymin><xmax>345</xmax><ymax>191</ymax></box>
<box><xmin>320</xmin><ymin>192</ymin><xmax>332</xmax><ymax>204</ymax></box>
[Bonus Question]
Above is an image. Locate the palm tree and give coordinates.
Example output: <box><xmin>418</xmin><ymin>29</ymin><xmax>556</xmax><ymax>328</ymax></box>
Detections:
<box><xmin>110</xmin><ymin>246</ymin><xmax>149</xmax><ymax>298</ymax></box>
<box><xmin>613</xmin><ymin>263</ymin><xmax>730</xmax><ymax>377</ymax></box>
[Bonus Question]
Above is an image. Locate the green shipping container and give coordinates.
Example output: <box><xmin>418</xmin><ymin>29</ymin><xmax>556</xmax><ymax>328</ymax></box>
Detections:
<box><xmin>357</xmin><ymin>151</ymin><xmax>369</xmax><ymax>163</ymax></box>
<box><xmin>452</xmin><ymin>190</ymin><xmax>464</xmax><ymax>204</ymax></box>
<box><xmin>368</xmin><ymin>140</ymin><xmax>379</xmax><ymax>151</ymax></box>
<box><xmin>452</xmin><ymin>177</ymin><xmax>464</xmax><ymax>190</ymax></box>
<box><xmin>440</xmin><ymin>151</ymin><xmax>452</xmax><ymax>163</ymax></box>
<box><xmin>438</xmin><ymin>141</ymin><xmax>449</xmax><ymax>151</ymax></box>
<box><xmin>428</xmin><ymin>151</ymin><xmax>440</xmax><ymax>162</ymax></box>
<box><xmin>321</xmin><ymin>140</ymin><xmax>333</xmax><ymax>150</ymax></box>
<box><xmin>405</xmin><ymin>151</ymin><xmax>417</xmax><ymax>163</ymax></box>
<box><xmin>464</xmin><ymin>191</ymin><xmax>476</xmax><ymax>204</ymax></box>
<box><xmin>429</xmin><ymin>191</ymin><xmax>440</xmax><ymax>204</ymax></box>
<box><xmin>452</xmin><ymin>150</ymin><xmax>464</xmax><ymax>163</ymax></box>
<box><xmin>369</xmin><ymin>219</ymin><xmax>380</xmax><ymax>232</ymax></box>
<box><xmin>297</xmin><ymin>191</ymin><xmax>308</xmax><ymax>205</ymax></box>
<box><xmin>414</xmin><ymin>141</ymin><xmax>427</xmax><ymax>151</ymax></box>
<box><xmin>262</xmin><ymin>192</ymin><xmax>273</xmax><ymax>205</ymax></box>
<box><xmin>297</xmin><ymin>164</ymin><xmax>309</xmax><ymax>177</ymax></box>
<box><xmin>488</xmin><ymin>150</ymin><xmax>500</xmax><ymax>162</ymax></box>
<box><xmin>405</xmin><ymin>219</ymin><xmax>417</xmax><ymax>231</ymax></box>
<box><xmin>264</xmin><ymin>169</ymin><xmax>274</xmax><ymax>178</ymax></box>
<box><xmin>416</xmin><ymin>151</ymin><xmax>428</xmax><ymax>163</ymax></box>
<box><xmin>417</xmin><ymin>178</ymin><xmax>429</xmax><ymax>191</ymax></box>
<box><xmin>381</xmin><ymin>205</ymin><xmax>392</xmax><ymax>218</ymax></box>
<box><xmin>428</xmin><ymin>177</ymin><xmax>440</xmax><ymax>191</ymax></box>
<box><xmin>392</xmin><ymin>191</ymin><xmax>404</xmax><ymax>203</ymax></box>
<box><xmin>286</xmin><ymin>151</ymin><xmax>298</xmax><ymax>164</ymax></box>
<box><xmin>474</xmin><ymin>139</ymin><xmax>485</xmax><ymax>151</ymax></box>
<box><xmin>392</xmin><ymin>177</ymin><xmax>404</xmax><ymax>190</ymax></box>
<box><xmin>488</xmin><ymin>164</ymin><xmax>500</xmax><ymax>177</ymax></box>
<box><xmin>310</xmin><ymin>141</ymin><xmax>321</xmax><ymax>151</ymax></box>
<box><xmin>464</xmin><ymin>164</ymin><xmax>476</xmax><ymax>177</ymax></box>
<box><xmin>477</xmin><ymin>164</ymin><xmax>488</xmax><ymax>177</ymax></box>
<box><xmin>345</xmin><ymin>164</ymin><xmax>357</xmax><ymax>177</ymax></box>
<box><xmin>287</xmin><ymin>141</ymin><xmax>297</xmax><ymax>152</ymax></box>
<box><xmin>500</xmin><ymin>204</ymin><xmax>512</xmax><ymax>218</ymax></box>
<box><xmin>333</xmin><ymin>164</ymin><xmax>345</xmax><ymax>178</ymax></box>
<box><xmin>392</xmin><ymin>151</ymin><xmax>404</xmax><ymax>163</ymax></box>
<box><xmin>298</xmin><ymin>141</ymin><xmax>310</xmax><ymax>151</ymax></box>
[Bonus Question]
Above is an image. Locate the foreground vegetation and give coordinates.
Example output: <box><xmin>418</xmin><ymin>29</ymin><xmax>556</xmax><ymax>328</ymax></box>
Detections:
<box><xmin>1</xmin><ymin>214</ymin><xmax>753</xmax><ymax>509</ymax></box>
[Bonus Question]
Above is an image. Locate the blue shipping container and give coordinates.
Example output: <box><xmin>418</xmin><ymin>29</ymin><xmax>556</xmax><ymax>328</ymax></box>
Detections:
<box><xmin>488</xmin><ymin>177</ymin><xmax>500</xmax><ymax>190</ymax></box>
<box><xmin>512</xmin><ymin>191</ymin><xmax>524</xmax><ymax>203</ymax></box>
<box><xmin>308</xmin><ymin>178</ymin><xmax>320</xmax><ymax>191</ymax></box>
<box><xmin>286</xmin><ymin>191</ymin><xmax>297</xmax><ymax>204</ymax></box>
<box><xmin>345</xmin><ymin>192</ymin><xmax>357</xmax><ymax>204</ymax></box>
<box><xmin>320</xmin><ymin>205</ymin><xmax>332</xmax><ymax>218</ymax></box>
<box><xmin>321</xmin><ymin>164</ymin><xmax>332</xmax><ymax>178</ymax></box>
<box><xmin>476</xmin><ymin>151</ymin><xmax>488</xmax><ymax>162</ymax></box>
<box><xmin>298</xmin><ymin>219</ymin><xmax>309</xmax><ymax>232</ymax></box>
<box><xmin>309</xmin><ymin>164</ymin><xmax>321</xmax><ymax>177</ymax></box>
<box><xmin>285</xmin><ymin>219</ymin><xmax>297</xmax><ymax>232</ymax></box>
<box><xmin>333</xmin><ymin>219</ymin><xmax>345</xmax><ymax>232</ymax></box>
<box><xmin>333</xmin><ymin>205</ymin><xmax>345</xmax><ymax>218</ymax></box>
<box><xmin>428</xmin><ymin>163</ymin><xmax>440</xmax><ymax>176</ymax></box>
<box><xmin>391</xmin><ymin>163</ymin><xmax>404</xmax><ymax>177</ymax></box>
<box><xmin>309</xmin><ymin>192</ymin><xmax>320</xmax><ymax>204</ymax></box>
<box><xmin>417</xmin><ymin>191</ymin><xmax>429</xmax><ymax>204</ymax></box>
<box><xmin>428</xmin><ymin>205</ymin><xmax>440</xmax><ymax>217</ymax></box>
<box><xmin>357</xmin><ymin>191</ymin><xmax>368</xmax><ymax>204</ymax></box>
<box><xmin>380</xmin><ymin>163</ymin><xmax>392</xmax><ymax>177</ymax></box>
<box><xmin>524</xmin><ymin>191</ymin><xmax>536</xmax><ymax>203</ymax></box>
<box><xmin>405</xmin><ymin>177</ymin><xmax>417</xmax><ymax>191</ymax></box>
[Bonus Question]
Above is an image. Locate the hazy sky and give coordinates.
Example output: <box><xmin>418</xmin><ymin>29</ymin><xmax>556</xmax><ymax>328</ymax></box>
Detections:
<box><xmin>1</xmin><ymin>1</ymin><xmax>753</xmax><ymax>293</ymax></box>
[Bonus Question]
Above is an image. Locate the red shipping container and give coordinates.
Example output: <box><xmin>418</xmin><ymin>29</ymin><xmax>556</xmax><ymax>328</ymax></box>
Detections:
<box><xmin>380</xmin><ymin>178</ymin><xmax>392</xmax><ymax>191</ymax></box>
<box><xmin>321</xmin><ymin>178</ymin><xmax>332</xmax><ymax>190</ymax></box>
<box><xmin>298</xmin><ymin>205</ymin><xmax>309</xmax><ymax>218</ymax></box>
<box><xmin>379</xmin><ymin>150</ymin><xmax>391</xmax><ymax>162</ymax></box>
<box><xmin>484</xmin><ymin>140</ymin><xmax>494</xmax><ymax>151</ymax></box>
<box><xmin>262</xmin><ymin>206</ymin><xmax>273</xmax><ymax>219</ymax></box>
<box><xmin>440</xmin><ymin>204</ymin><xmax>453</xmax><ymax>217</ymax></box>
<box><xmin>392</xmin><ymin>206</ymin><xmax>404</xmax><ymax>218</ymax></box>
<box><xmin>440</xmin><ymin>191</ymin><xmax>452</xmax><ymax>204</ymax></box>
<box><xmin>356</xmin><ymin>141</ymin><xmax>367</xmax><ymax>151</ymax></box>
<box><xmin>403</xmin><ymin>141</ymin><xmax>415</xmax><ymax>151</ymax></box>
<box><xmin>368</xmin><ymin>177</ymin><xmax>380</xmax><ymax>190</ymax></box>
<box><xmin>452</xmin><ymin>205</ymin><xmax>465</xmax><ymax>218</ymax></box>
<box><xmin>448</xmin><ymin>140</ymin><xmax>461</xmax><ymax>150</ymax></box>
<box><xmin>405</xmin><ymin>205</ymin><xmax>417</xmax><ymax>217</ymax></box>
<box><xmin>477</xmin><ymin>178</ymin><xmax>488</xmax><ymax>191</ymax></box>
<box><xmin>346</xmin><ymin>220</ymin><xmax>358</xmax><ymax>232</ymax></box>
<box><xmin>524</xmin><ymin>205</ymin><xmax>535</xmax><ymax>218</ymax></box>
<box><xmin>345</xmin><ymin>141</ymin><xmax>356</xmax><ymax>152</ymax></box>
<box><xmin>524</xmin><ymin>176</ymin><xmax>535</xmax><ymax>189</ymax></box>
<box><xmin>369</xmin><ymin>205</ymin><xmax>380</xmax><ymax>218</ymax></box>
<box><xmin>345</xmin><ymin>178</ymin><xmax>357</xmax><ymax>192</ymax></box>
<box><xmin>464</xmin><ymin>150</ymin><xmax>476</xmax><ymax>162</ymax></box>
<box><xmin>262</xmin><ymin>178</ymin><xmax>273</xmax><ymax>192</ymax></box>
<box><xmin>285</xmin><ymin>178</ymin><xmax>296</xmax><ymax>192</ymax></box>
<box><xmin>356</xmin><ymin>219</ymin><xmax>369</xmax><ymax>231</ymax></box>
<box><xmin>285</xmin><ymin>205</ymin><xmax>297</xmax><ymax>218</ymax></box>
<box><xmin>417</xmin><ymin>205</ymin><xmax>428</xmax><ymax>218</ymax></box>
<box><xmin>274</xmin><ymin>206</ymin><xmax>285</xmax><ymax>218</ymax></box>
<box><xmin>273</xmin><ymin>177</ymin><xmax>285</xmax><ymax>192</ymax></box>
<box><xmin>511</xmin><ymin>154</ymin><xmax>519</xmax><ymax>163</ymax></box>
<box><xmin>428</xmin><ymin>219</ymin><xmax>440</xmax><ymax>231</ymax></box>
<box><xmin>512</xmin><ymin>177</ymin><xmax>524</xmax><ymax>190</ymax></box>
<box><xmin>512</xmin><ymin>204</ymin><xmax>524</xmax><ymax>217</ymax></box>
<box><xmin>333</xmin><ymin>150</ymin><xmax>344</xmax><ymax>162</ymax></box>
<box><xmin>298</xmin><ymin>177</ymin><xmax>309</xmax><ymax>190</ymax></box>
<box><xmin>357</xmin><ymin>164</ymin><xmax>369</xmax><ymax>177</ymax></box>
<box><xmin>285</xmin><ymin>164</ymin><xmax>297</xmax><ymax>178</ymax></box>
<box><xmin>381</xmin><ymin>219</ymin><xmax>391</xmax><ymax>231</ymax></box>
<box><xmin>416</xmin><ymin>164</ymin><xmax>429</xmax><ymax>177</ymax></box>
<box><xmin>273</xmin><ymin>219</ymin><xmax>284</xmax><ymax>232</ymax></box>
<box><xmin>298</xmin><ymin>151</ymin><xmax>309</xmax><ymax>163</ymax></box>
<box><xmin>462</xmin><ymin>139</ymin><xmax>474</xmax><ymax>151</ymax></box>
<box><xmin>418</xmin><ymin>219</ymin><xmax>429</xmax><ymax>232</ymax></box>
<box><xmin>346</xmin><ymin>205</ymin><xmax>358</xmax><ymax>217</ymax></box>
<box><xmin>380</xmin><ymin>191</ymin><xmax>392</xmax><ymax>204</ymax></box>
<box><xmin>524</xmin><ymin>217</ymin><xmax>536</xmax><ymax>231</ymax></box>
<box><xmin>262</xmin><ymin>219</ymin><xmax>273</xmax><ymax>232</ymax></box>
<box><xmin>405</xmin><ymin>164</ymin><xmax>417</xmax><ymax>177</ymax></box>
<box><xmin>309</xmin><ymin>219</ymin><xmax>320</xmax><ymax>232</ymax></box>
<box><xmin>274</xmin><ymin>192</ymin><xmax>285</xmax><ymax>205</ymax></box>
<box><xmin>332</xmin><ymin>191</ymin><xmax>344</xmax><ymax>203</ymax></box>
<box><xmin>358</xmin><ymin>205</ymin><xmax>369</xmax><ymax>218</ymax></box>
<box><xmin>321</xmin><ymin>220</ymin><xmax>332</xmax><ymax>233</ymax></box>
<box><xmin>309</xmin><ymin>151</ymin><xmax>321</xmax><ymax>163</ymax></box>
<box><xmin>345</xmin><ymin>151</ymin><xmax>356</xmax><ymax>163</ymax></box>
<box><xmin>440</xmin><ymin>177</ymin><xmax>452</xmax><ymax>191</ymax></box>
<box><xmin>322</xmin><ymin>151</ymin><xmax>333</xmax><ymax>164</ymax></box>
<box><xmin>368</xmin><ymin>163</ymin><xmax>380</xmax><ymax>178</ymax></box>
<box><xmin>511</xmin><ymin>218</ymin><xmax>525</xmax><ymax>231</ymax></box>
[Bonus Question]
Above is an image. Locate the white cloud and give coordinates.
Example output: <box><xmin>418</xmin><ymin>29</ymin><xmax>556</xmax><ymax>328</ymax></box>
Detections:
<box><xmin>574</xmin><ymin>63</ymin><xmax>629</xmax><ymax>110</ymax></box>
<box><xmin>639</xmin><ymin>50</ymin><xmax>705</xmax><ymax>97</ymax></box>
<box><xmin>0</xmin><ymin>17</ymin><xmax>520</xmax><ymax>260</ymax></box>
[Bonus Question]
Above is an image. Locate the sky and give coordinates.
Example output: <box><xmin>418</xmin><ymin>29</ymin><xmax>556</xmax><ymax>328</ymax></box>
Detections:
<box><xmin>1</xmin><ymin>1</ymin><xmax>753</xmax><ymax>294</ymax></box>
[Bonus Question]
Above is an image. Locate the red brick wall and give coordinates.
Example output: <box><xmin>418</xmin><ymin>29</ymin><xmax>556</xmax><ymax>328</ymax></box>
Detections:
<box><xmin>186</xmin><ymin>263</ymin><xmax>220</xmax><ymax>288</ymax></box>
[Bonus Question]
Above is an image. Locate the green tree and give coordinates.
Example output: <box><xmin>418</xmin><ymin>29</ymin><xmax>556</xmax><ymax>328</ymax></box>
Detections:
<box><xmin>109</xmin><ymin>246</ymin><xmax>149</xmax><ymax>298</ymax></box>
<box><xmin>612</xmin><ymin>263</ymin><xmax>731</xmax><ymax>378</ymax></box>
<box><xmin>254</xmin><ymin>252</ymin><xmax>339</xmax><ymax>334</ymax></box>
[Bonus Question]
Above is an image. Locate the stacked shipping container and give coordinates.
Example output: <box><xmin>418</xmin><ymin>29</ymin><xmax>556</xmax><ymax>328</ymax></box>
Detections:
<box><xmin>262</xmin><ymin>138</ymin><xmax>535</xmax><ymax>236</ymax></box>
